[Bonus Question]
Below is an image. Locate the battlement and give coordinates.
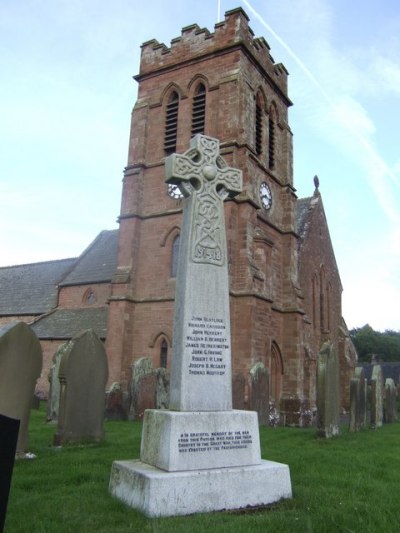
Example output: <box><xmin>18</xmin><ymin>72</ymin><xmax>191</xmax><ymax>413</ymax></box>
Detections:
<box><xmin>137</xmin><ymin>7</ymin><xmax>288</xmax><ymax>94</ymax></box>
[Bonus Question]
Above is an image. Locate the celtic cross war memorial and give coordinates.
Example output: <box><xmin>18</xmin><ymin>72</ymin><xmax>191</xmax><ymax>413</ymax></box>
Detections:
<box><xmin>109</xmin><ymin>136</ymin><xmax>292</xmax><ymax>516</ymax></box>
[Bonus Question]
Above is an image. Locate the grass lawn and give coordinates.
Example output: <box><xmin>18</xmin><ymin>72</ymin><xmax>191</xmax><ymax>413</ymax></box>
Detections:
<box><xmin>5</xmin><ymin>405</ymin><xmax>400</xmax><ymax>532</ymax></box>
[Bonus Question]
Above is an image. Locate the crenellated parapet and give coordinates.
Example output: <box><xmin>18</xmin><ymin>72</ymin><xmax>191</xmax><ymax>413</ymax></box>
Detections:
<box><xmin>137</xmin><ymin>7</ymin><xmax>289</xmax><ymax>96</ymax></box>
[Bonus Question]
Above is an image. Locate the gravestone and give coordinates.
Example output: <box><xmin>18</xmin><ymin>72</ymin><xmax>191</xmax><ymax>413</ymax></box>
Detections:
<box><xmin>0</xmin><ymin>322</ymin><xmax>42</xmax><ymax>456</ymax></box>
<box><xmin>129</xmin><ymin>357</ymin><xmax>156</xmax><ymax>420</ymax></box>
<box><xmin>134</xmin><ymin>374</ymin><xmax>157</xmax><ymax>420</ymax></box>
<box><xmin>155</xmin><ymin>367</ymin><xmax>170</xmax><ymax>410</ymax></box>
<box><xmin>0</xmin><ymin>414</ymin><xmax>20</xmax><ymax>532</ymax></box>
<box><xmin>105</xmin><ymin>382</ymin><xmax>127</xmax><ymax>421</ymax></box>
<box><xmin>248</xmin><ymin>362</ymin><xmax>269</xmax><ymax>425</ymax></box>
<box><xmin>384</xmin><ymin>378</ymin><xmax>397</xmax><ymax>423</ymax></box>
<box><xmin>349</xmin><ymin>366</ymin><xmax>367</xmax><ymax>432</ymax></box>
<box><xmin>370</xmin><ymin>365</ymin><xmax>383</xmax><ymax>429</ymax></box>
<box><xmin>109</xmin><ymin>135</ymin><xmax>292</xmax><ymax>516</ymax></box>
<box><xmin>232</xmin><ymin>373</ymin><xmax>245</xmax><ymax>410</ymax></box>
<box><xmin>316</xmin><ymin>341</ymin><xmax>340</xmax><ymax>438</ymax></box>
<box><xmin>31</xmin><ymin>393</ymin><xmax>41</xmax><ymax>410</ymax></box>
<box><xmin>53</xmin><ymin>329</ymin><xmax>108</xmax><ymax>445</ymax></box>
<box><xmin>47</xmin><ymin>342</ymin><xmax>68</xmax><ymax>423</ymax></box>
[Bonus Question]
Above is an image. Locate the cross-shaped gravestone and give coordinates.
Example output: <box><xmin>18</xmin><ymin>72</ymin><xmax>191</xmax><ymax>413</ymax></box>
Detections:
<box><xmin>165</xmin><ymin>135</ymin><xmax>242</xmax><ymax>411</ymax></box>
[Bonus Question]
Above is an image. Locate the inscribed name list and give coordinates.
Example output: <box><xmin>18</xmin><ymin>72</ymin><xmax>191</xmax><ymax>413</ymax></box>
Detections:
<box><xmin>186</xmin><ymin>316</ymin><xmax>228</xmax><ymax>377</ymax></box>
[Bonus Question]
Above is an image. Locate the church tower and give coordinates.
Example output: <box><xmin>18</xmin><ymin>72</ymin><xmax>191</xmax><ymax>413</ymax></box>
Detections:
<box><xmin>106</xmin><ymin>8</ymin><xmax>308</xmax><ymax>423</ymax></box>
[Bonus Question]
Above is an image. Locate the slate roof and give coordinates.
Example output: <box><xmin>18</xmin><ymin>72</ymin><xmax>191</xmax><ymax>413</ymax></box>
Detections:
<box><xmin>31</xmin><ymin>307</ymin><xmax>108</xmax><ymax>340</ymax></box>
<box><xmin>357</xmin><ymin>363</ymin><xmax>400</xmax><ymax>385</ymax></box>
<box><xmin>296</xmin><ymin>196</ymin><xmax>314</xmax><ymax>239</ymax></box>
<box><xmin>0</xmin><ymin>229</ymin><xmax>119</xmax><ymax>317</ymax></box>
<box><xmin>0</xmin><ymin>258</ymin><xmax>76</xmax><ymax>315</ymax></box>
<box><xmin>60</xmin><ymin>230</ymin><xmax>118</xmax><ymax>286</ymax></box>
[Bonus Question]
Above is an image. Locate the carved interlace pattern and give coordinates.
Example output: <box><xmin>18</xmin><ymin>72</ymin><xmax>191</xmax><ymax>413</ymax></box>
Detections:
<box><xmin>166</xmin><ymin>135</ymin><xmax>242</xmax><ymax>266</ymax></box>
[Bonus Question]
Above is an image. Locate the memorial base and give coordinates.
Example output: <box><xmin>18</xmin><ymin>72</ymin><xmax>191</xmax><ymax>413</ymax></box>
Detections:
<box><xmin>140</xmin><ymin>409</ymin><xmax>261</xmax><ymax>471</ymax></box>
<box><xmin>109</xmin><ymin>459</ymin><xmax>292</xmax><ymax>517</ymax></box>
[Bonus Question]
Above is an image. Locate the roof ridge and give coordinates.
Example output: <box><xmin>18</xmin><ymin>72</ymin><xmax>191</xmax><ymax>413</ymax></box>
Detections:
<box><xmin>0</xmin><ymin>257</ymin><xmax>77</xmax><ymax>270</ymax></box>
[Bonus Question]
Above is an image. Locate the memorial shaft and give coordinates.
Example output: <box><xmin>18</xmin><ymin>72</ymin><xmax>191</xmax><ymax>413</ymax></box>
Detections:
<box><xmin>165</xmin><ymin>135</ymin><xmax>242</xmax><ymax>411</ymax></box>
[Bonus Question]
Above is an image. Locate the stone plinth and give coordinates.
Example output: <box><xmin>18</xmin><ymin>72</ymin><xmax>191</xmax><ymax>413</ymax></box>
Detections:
<box><xmin>140</xmin><ymin>409</ymin><xmax>260</xmax><ymax>471</ymax></box>
<box><xmin>109</xmin><ymin>460</ymin><xmax>292</xmax><ymax>517</ymax></box>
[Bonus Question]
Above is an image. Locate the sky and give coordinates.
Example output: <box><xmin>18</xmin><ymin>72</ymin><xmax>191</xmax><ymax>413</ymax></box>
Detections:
<box><xmin>1</xmin><ymin>0</ymin><xmax>399</xmax><ymax>332</ymax></box>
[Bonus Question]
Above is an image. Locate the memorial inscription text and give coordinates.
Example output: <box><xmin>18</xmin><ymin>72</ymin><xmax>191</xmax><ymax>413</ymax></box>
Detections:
<box><xmin>185</xmin><ymin>316</ymin><xmax>229</xmax><ymax>376</ymax></box>
<box><xmin>178</xmin><ymin>429</ymin><xmax>253</xmax><ymax>453</ymax></box>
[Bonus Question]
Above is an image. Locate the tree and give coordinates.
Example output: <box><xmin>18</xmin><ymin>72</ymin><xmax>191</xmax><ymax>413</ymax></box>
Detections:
<box><xmin>349</xmin><ymin>325</ymin><xmax>400</xmax><ymax>362</ymax></box>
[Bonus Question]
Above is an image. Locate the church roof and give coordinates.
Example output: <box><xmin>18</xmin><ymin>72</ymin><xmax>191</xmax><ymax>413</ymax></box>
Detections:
<box><xmin>60</xmin><ymin>229</ymin><xmax>118</xmax><ymax>286</ymax></box>
<box><xmin>0</xmin><ymin>229</ymin><xmax>119</xmax><ymax>317</ymax></box>
<box><xmin>296</xmin><ymin>196</ymin><xmax>314</xmax><ymax>239</ymax></box>
<box><xmin>31</xmin><ymin>307</ymin><xmax>108</xmax><ymax>340</ymax></box>
<box><xmin>357</xmin><ymin>362</ymin><xmax>400</xmax><ymax>385</ymax></box>
<box><xmin>0</xmin><ymin>258</ymin><xmax>76</xmax><ymax>315</ymax></box>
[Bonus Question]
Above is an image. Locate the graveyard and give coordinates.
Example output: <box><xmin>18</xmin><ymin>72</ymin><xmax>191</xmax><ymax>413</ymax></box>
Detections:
<box><xmin>1</xmin><ymin>7</ymin><xmax>400</xmax><ymax>531</ymax></box>
<box><xmin>3</xmin><ymin>403</ymin><xmax>400</xmax><ymax>532</ymax></box>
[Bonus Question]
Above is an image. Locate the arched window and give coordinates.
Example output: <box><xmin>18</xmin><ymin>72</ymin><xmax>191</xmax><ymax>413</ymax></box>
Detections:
<box><xmin>268</xmin><ymin>106</ymin><xmax>276</xmax><ymax>169</ymax></box>
<box><xmin>164</xmin><ymin>91</ymin><xmax>179</xmax><ymax>155</ymax></box>
<box><xmin>270</xmin><ymin>343</ymin><xmax>283</xmax><ymax>403</ymax></box>
<box><xmin>160</xmin><ymin>339</ymin><xmax>168</xmax><ymax>368</ymax></box>
<box><xmin>83</xmin><ymin>288</ymin><xmax>97</xmax><ymax>305</ymax></box>
<box><xmin>191</xmin><ymin>83</ymin><xmax>206</xmax><ymax>136</ymax></box>
<box><xmin>320</xmin><ymin>266</ymin><xmax>326</xmax><ymax>332</ymax></box>
<box><xmin>171</xmin><ymin>234</ymin><xmax>180</xmax><ymax>278</ymax></box>
<box><xmin>312</xmin><ymin>273</ymin><xmax>318</xmax><ymax>330</ymax></box>
<box><xmin>255</xmin><ymin>94</ymin><xmax>263</xmax><ymax>156</ymax></box>
<box><xmin>326</xmin><ymin>282</ymin><xmax>332</xmax><ymax>332</ymax></box>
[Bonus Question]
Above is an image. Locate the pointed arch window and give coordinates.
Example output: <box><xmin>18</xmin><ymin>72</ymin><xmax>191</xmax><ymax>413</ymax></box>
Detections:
<box><xmin>255</xmin><ymin>97</ymin><xmax>263</xmax><ymax>156</ymax></box>
<box><xmin>320</xmin><ymin>267</ymin><xmax>326</xmax><ymax>332</ymax></box>
<box><xmin>270</xmin><ymin>343</ymin><xmax>283</xmax><ymax>403</ymax></box>
<box><xmin>268</xmin><ymin>107</ymin><xmax>276</xmax><ymax>169</ymax></box>
<box><xmin>171</xmin><ymin>234</ymin><xmax>180</xmax><ymax>278</ymax></box>
<box><xmin>326</xmin><ymin>282</ymin><xmax>332</xmax><ymax>332</ymax></box>
<box><xmin>164</xmin><ymin>91</ymin><xmax>179</xmax><ymax>155</ymax></box>
<box><xmin>160</xmin><ymin>339</ymin><xmax>168</xmax><ymax>368</ymax></box>
<box><xmin>312</xmin><ymin>274</ymin><xmax>318</xmax><ymax>330</ymax></box>
<box><xmin>83</xmin><ymin>288</ymin><xmax>97</xmax><ymax>305</ymax></box>
<box><xmin>191</xmin><ymin>83</ymin><xmax>206</xmax><ymax>136</ymax></box>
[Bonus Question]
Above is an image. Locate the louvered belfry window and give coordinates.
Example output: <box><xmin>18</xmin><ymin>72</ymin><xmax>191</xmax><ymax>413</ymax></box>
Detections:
<box><xmin>268</xmin><ymin>115</ymin><xmax>275</xmax><ymax>169</ymax></box>
<box><xmin>255</xmin><ymin>102</ymin><xmax>263</xmax><ymax>156</ymax></box>
<box><xmin>191</xmin><ymin>83</ymin><xmax>206</xmax><ymax>136</ymax></box>
<box><xmin>164</xmin><ymin>91</ymin><xmax>179</xmax><ymax>155</ymax></box>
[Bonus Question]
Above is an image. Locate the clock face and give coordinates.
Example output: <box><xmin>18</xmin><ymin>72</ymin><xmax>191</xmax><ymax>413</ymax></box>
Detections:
<box><xmin>167</xmin><ymin>184</ymin><xmax>184</xmax><ymax>200</ymax></box>
<box><xmin>259</xmin><ymin>182</ymin><xmax>272</xmax><ymax>210</ymax></box>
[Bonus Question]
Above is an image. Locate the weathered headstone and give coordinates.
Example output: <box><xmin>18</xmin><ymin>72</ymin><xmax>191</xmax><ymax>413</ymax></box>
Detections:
<box><xmin>155</xmin><ymin>367</ymin><xmax>170</xmax><ymax>410</ymax></box>
<box><xmin>47</xmin><ymin>342</ymin><xmax>68</xmax><ymax>423</ymax></box>
<box><xmin>31</xmin><ymin>393</ymin><xmax>41</xmax><ymax>410</ymax></box>
<box><xmin>370</xmin><ymin>364</ymin><xmax>383</xmax><ymax>429</ymax></box>
<box><xmin>248</xmin><ymin>362</ymin><xmax>270</xmax><ymax>425</ymax></box>
<box><xmin>0</xmin><ymin>322</ymin><xmax>43</xmax><ymax>455</ymax></box>
<box><xmin>349</xmin><ymin>366</ymin><xmax>367</xmax><ymax>432</ymax></box>
<box><xmin>316</xmin><ymin>341</ymin><xmax>340</xmax><ymax>438</ymax></box>
<box><xmin>105</xmin><ymin>382</ymin><xmax>127</xmax><ymax>421</ymax></box>
<box><xmin>53</xmin><ymin>329</ymin><xmax>108</xmax><ymax>445</ymax></box>
<box><xmin>0</xmin><ymin>414</ymin><xmax>20</xmax><ymax>532</ymax></box>
<box><xmin>134</xmin><ymin>374</ymin><xmax>157</xmax><ymax>420</ymax></box>
<box><xmin>110</xmin><ymin>135</ymin><xmax>292</xmax><ymax>516</ymax></box>
<box><xmin>232</xmin><ymin>373</ymin><xmax>245</xmax><ymax>410</ymax></box>
<box><xmin>129</xmin><ymin>358</ymin><xmax>155</xmax><ymax>420</ymax></box>
<box><xmin>384</xmin><ymin>378</ymin><xmax>397</xmax><ymax>423</ymax></box>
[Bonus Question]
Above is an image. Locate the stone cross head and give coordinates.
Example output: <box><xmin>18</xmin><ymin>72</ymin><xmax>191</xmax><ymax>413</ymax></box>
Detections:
<box><xmin>165</xmin><ymin>135</ymin><xmax>242</xmax><ymax>266</ymax></box>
